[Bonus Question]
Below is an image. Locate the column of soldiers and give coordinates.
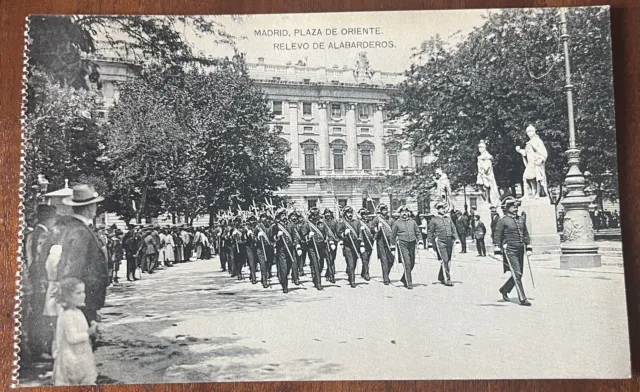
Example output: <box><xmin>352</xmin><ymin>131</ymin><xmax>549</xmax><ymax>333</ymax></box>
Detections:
<box><xmin>207</xmin><ymin>195</ymin><xmax>534</xmax><ymax>306</ymax></box>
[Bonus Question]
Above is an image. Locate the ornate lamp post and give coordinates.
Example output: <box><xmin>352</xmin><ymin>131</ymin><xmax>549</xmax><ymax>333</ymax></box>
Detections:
<box><xmin>558</xmin><ymin>8</ymin><xmax>601</xmax><ymax>268</ymax></box>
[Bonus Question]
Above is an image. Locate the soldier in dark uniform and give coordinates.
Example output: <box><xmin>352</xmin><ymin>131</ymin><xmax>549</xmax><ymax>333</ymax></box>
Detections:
<box><xmin>223</xmin><ymin>221</ymin><xmax>236</xmax><ymax>277</ymax></box>
<box><xmin>270</xmin><ymin>208</ymin><xmax>302</xmax><ymax>293</ymax></box>
<box><xmin>259</xmin><ymin>212</ymin><xmax>275</xmax><ymax>279</ymax></box>
<box><xmin>493</xmin><ymin>196</ymin><xmax>532</xmax><ymax>306</ymax></box>
<box><xmin>253</xmin><ymin>212</ymin><xmax>272</xmax><ymax>288</ymax></box>
<box><xmin>231</xmin><ymin>216</ymin><xmax>248</xmax><ymax>280</ymax></box>
<box><xmin>245</xmin><ymin>215</ymin><xmax>260</xmax><ymax>284</ymax></box>
<box><xmin>372</xmin><ymin>204</ymin><xmax>395</xmax><ymax>285</ymax></box>
<box><xmin>338</xmin><ymin>206</ymin><xmax>363</xmax><ymax>288</ymax></box>
<box><xmin>427</xmin><ymin>202</ymin><xmax>458</xmax><ymax>286</ymax></box>
<box><xmin>455</xmin><ymin>211</ymin><xmax>469</xmax><ymax>253</ymax></box>
<box><xmin>322</xmin><ymin>208</ymin><xmax>339</xmax><ymax>284</ymax></box>
<box><xmin>391</xmin><ymin>205</ymin><xmax>423</xmax><ymax>289</ymax></box>
<box><xmin>358</xmin><ymin>208</ymin><xmax>374</xmax><ymax>281</ymax></box>
<box><xmin>300</xmin><ymin>207</ymin><xmax>326</xmax><ymax>290</ymax></box>
<box><xmin>289</xmin><ymin>211</ymin><xmax>306</xmax><ymax>277</ymax></box>
<box><xmin>217</xmin><ymin>219</ymin><xmax>227</xmax><ymax>271</ymax></box>
<box><xmin>122</xmin><ymin>224</ymin><xmax>141</xmax><ymax>281</ymax></box>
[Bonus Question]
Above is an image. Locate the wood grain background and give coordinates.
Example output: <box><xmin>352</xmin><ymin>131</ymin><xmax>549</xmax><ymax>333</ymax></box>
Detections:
<box><xmin>1</xmin><ymin>0</ymin><xmax>638</xmax><ymax>390</ymax></box>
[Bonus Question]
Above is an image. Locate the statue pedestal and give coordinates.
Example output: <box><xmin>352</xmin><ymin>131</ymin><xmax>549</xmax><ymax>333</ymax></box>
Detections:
<box><xmin>519</xmin><ymin>198</ymin><xmax>560</xmax><ymax>254</ymax></box>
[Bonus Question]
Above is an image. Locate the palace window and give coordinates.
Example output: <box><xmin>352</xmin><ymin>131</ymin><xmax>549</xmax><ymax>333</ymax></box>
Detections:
<box><xmin>301</xmin><ymin>139</ymin><xmax>319</xmax><ymax>175</ymax></box>
<box><xmin>388</xmin><ymin>153</ymin><xmax>399</xmax><ymax>171</ymax></box>
<box><xmin>273</xmin><ymin>101</ymin><xmax>283</xmax><ymax>116</ymax></box>
<box><xmin>338</xmin><ymin>198</ymin><xmax>348</xmax><ymax>208</ymax></box>
<box><xmin>362</xmin><ymin>153</ymin><xmax>372</xmax><ymax>170</ymax></box>
<box><xmin>331</xmin><ymin>103</ymin><xmax>342</xmax><ymax>119</ymax></box>
<box><xmin>332</xmin><ymin>127</ymin><xmax>343</xmax><ymax>135</ymax></box>
<box><xmin>330</xmin><ymin>139</ymin><xmax>347</xmax><ymax>172</ymax></box>
<box><xmin>358</xmin><ymin>104</ymin><xmax>371</xmax><ymax>121</ymax></box>
<box><xmin>307</xmin><ymin>198</ymin><xmax>318</xmax><ymax>209</ymax></box>
<box><xmin>360</xmin><ymin>127</ymin><xmax>370</xmax><ymax>134</ymax></box>
<box><xmin>303</xmin><ymin>102</ymin><xmax>312</xmax><ymax>116</ymax></box>
<box><xmin>358</xmin><ymin>140</ymin><xmax>375</xmax><ymax>171</ymax></box>
<box><xmin>334</xmin><ymin>153</ymin><xmax>344</xmax><ymax>170</ymax></box>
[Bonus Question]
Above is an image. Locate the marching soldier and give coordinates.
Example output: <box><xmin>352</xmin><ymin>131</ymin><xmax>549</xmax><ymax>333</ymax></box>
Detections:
<box><xmin>358</xmin><ymin>208</ymin><xmax>374</xmax><ymax>281</ymax></box>
<box><xmin>372</xmin><ymin>204</ymin><xmax>395</xmax><ymax>285</ymax></box>
<box><xmin>322</xmin><ymin>208</ymin><xmax>339</xmax><ymax>284</ymax></box>
<box><xmin>289</xmin><ymin>211</ymin><xmax>306</xmax><ymax>277</ymax></box>
<box><xmin>252</xmin><ymin>212</ymin><xmax>272</xmax><ymax>288</ymax></box>
<box><xmin>270</xmin><ymin>208</ymin><xmax>301</xmax><ymax>293</ymax></box>
<box><xmin>391</xmin><ymin>205</ymin><xmax>423</xmax><ymax>289</ymax></box>
<box><xmin>231</xmin><ymin>216</ymin><xmax>248</xmax><ymax>280</ymax></box>
<box><xmin>259</xmin><ymin>212</ymin><xmax>275</xmax><ymax>279</ymax></box>
<box><xmin>216</xmin><ymin>219</ymin><xmax>228</xmax><ymax>271</ymax></box>
<box><xmin>493</xmin><ymin>196</ymin><xmax>532</xmax><ymax>306</ymax></box>
<box><xmin>338</xmin><ymin>206</ymin><xmax>364</xmax><ymax>288</ymax></box>
<box><xmin>427</xmin><ymin>202</ymin><xmax>458</xmax><ymax>286</ymax></box>
<box><xmin>300</xmin><ymin>207</ymin><xmax>326</xmax><ymax>290</ymax></box>
<box><xmin>245</xmin><ymin>215</ymin><xmax>260</xmax><ymax>284</ymax></box>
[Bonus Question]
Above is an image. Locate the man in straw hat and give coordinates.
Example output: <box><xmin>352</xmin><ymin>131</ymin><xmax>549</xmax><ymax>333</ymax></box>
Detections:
<box><xmin>391</xmin><ymin>205</ymin><xmax>423</xmax><ymax>289</ymax></box>
<box><xmin>54</xmin><ymin>184</ymin><xmax>109</xmax><ymax>325</ymax></box>
<box><xmin>427</xmin><ymin>201</ymin><xmax>458</xmax><ymax>287</ymax></box>
<box><xmin>493</xmin><ymin>196</ymin><xmax>532</xmax><ymax>306</ymax></box>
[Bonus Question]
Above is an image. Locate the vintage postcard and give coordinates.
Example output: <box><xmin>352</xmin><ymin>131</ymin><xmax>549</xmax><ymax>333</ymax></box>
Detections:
<box><xmin>17</xmin><ymin>6</ymin><xmax>630</xmax><ymax>386</ymax></box>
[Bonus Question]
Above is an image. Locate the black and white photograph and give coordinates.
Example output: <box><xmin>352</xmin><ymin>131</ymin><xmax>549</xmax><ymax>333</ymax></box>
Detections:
<box><xmin>17</xmin><ymin>7</ymin><xmax>630</xmax><ymax>386</ymax></box>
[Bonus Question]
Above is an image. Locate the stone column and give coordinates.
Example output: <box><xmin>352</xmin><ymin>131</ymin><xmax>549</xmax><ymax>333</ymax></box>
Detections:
<box><xmin>346</xmin><ymin>103</ymin><xmax>358</xmax><ymax>169</ymax></box>
<box><xmin>289</xmin><ymin>101</ymin><xmax>300</xmax><ymax>173</ymax></box>
<box><xmin>373</xmin><ymin>104</ymin><xmax>385</xmax><ymax>170</ymax></box>
<box><xmin>318</xmin><ymin>101</ymin><xmax>330</xmax><ymax>170</ymax></box>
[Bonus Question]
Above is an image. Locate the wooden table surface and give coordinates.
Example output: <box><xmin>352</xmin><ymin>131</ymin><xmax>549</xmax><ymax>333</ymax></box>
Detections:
<box><xmin>1</xmin><ymin>0</ymin><xmax>638</xmax><ymax>390</ymax></box>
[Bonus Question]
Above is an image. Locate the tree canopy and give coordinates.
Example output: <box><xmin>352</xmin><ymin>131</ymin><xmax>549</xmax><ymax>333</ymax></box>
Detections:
<box><xmin>390</xmin><ymin>7</ymin><xmax>618</xmax><ymax>202</ymax></box>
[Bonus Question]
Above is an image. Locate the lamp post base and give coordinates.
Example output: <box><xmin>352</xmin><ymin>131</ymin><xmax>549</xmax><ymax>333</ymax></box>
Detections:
<box><xmin>560</xmin><ymin>191</ymin><xmax>601</xmax><ymax>269</ymax></box>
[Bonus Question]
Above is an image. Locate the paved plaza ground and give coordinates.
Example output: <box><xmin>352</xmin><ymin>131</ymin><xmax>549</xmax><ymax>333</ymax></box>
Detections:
<box><xmin>20</xmin><ymin>243</ymin><xmax>631</xmax><ymax>385</ymax></box>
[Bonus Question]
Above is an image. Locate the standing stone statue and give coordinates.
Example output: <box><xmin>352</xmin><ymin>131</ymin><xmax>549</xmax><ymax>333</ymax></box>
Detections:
<box><xmin>433</xmin><ymin>168</ymin><xmax>455</xmax><ymax>213</ymax></box>
<box><xmin>476</xmin><ymin>140</ymin><xmax>501</xmax><ymax>207</ymax></box>
<box><xmin>516</xmin><ymin>125</ymin><xmax>549</xmax><ymax>199</ymax></box>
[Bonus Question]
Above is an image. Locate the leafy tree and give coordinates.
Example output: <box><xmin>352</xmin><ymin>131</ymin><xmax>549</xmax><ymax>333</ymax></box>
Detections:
<box><xmin>105</xmin><ymin>55</ymin><xmax>291</xmax><ymax>224</ymax></box>
<box><xmin>23</xmin><ymin>69</ymin><xmax>108</xmax><ymax>212</ymax></box>
<box><xmin>26</xmin><ymin>15</ymin><xmax>237</xmax><ymax>89</ymax></box>
<box><xmin>391</xmin><ymin>7</ymin><xmax>618</xmax><ymax>203</ymax></box>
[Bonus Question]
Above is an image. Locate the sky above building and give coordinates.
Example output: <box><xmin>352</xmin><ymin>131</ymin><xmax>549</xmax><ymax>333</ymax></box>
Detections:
<box><xmin>185</xmin><ymin>9</ymin><xmax>489</xmax><ymax>73</ymax></box>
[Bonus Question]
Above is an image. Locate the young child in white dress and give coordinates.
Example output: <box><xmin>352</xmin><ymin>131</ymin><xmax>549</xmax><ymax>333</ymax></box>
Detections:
<box><xmin>52</xmin><ymin>277</ymin><xmax>98</xmax><ymax>385</ymax></box>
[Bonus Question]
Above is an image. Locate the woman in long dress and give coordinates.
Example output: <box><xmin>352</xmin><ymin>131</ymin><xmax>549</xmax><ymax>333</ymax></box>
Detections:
<box><xmin>476</xmin><ymin>140</ymin><xmax>501</xmax><ymax>207</ymax></box>
<box><xmin>163</xmin><ymin>229</ymin><xmax>175</xmax><ymax>266</ymax></box>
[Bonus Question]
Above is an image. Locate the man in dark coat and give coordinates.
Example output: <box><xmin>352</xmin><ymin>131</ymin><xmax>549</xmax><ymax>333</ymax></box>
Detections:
<box><xmin>122</xmin><ymin>224</ymin><xmax>141</xmax><ymax>281</ymax></box>
<box><xmin>253</xmin><ymin>213</ymin><xmax>273</xmax><ymax>288</ymax></box>
<box><xmin>391</xmin><ymin>205</ymin><xmax>423</xmax><ymax>289</ymax></box>
<box><xmin>493</xmin><ymin>196</ymin><xmax>532</xmax><ymax>306</ymax></box>
<box><xmin>372</xmin><ymin>204</ymin><xmax>395</xmax><ymax>285</ymax></box>
<box><xmin>55</xmin><ymin>184</ymin><xmax>109</xmax><ymax>324</ymax></box>
<box><xmin>427</xmin><ymin>202</ymin><xmax>458</xmax><ymax>286</ymax></box>
<box><xmin>455</xmin><ymin>211</ymin><xmax>469</xmax><ymax>253</ymax></box>
<box><xmin>473</xmin><ymin>214</ymin><xmax>487</xmax><ymax>257</ymax></box>
<box><xmin>490</xmin><ymin>206</ymin><xmax>500</xmax><ymax>244</ymax></box>
<box><xmin>231</xmin><ymin>216</ymin><xmax>249</xmax><ymax>280</ymax></box>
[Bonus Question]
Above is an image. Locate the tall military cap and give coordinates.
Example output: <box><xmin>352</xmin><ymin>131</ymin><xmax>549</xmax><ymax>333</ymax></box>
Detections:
<box><xmin>323</xmin><ymin>208</ymin><xmax>334</xmax><ymax>215</ymax></box>
<box><xmin>343</xmin><ymin>206</ymin><xmax>354</xmax><ymax>214</ymax></box>
<box><xmin>377</xmin><ymin>203</ymin><xmax>388</xmax><ymax>212</ymax></box>
<box><xmin>397</xmin><ymin>205</ymin><xmax>411</xmax><ymax>213</ymax></box>
<box><xmin>309</xmin><ymin>206</ymin><xmax>320</xmax><ymax>216</ymax></box>
<box><xmin>358</xmin><ymin>208</ymin><xmax>369</xmax><ymax>216</ymax></box>
<box><xmin>275</xmin><ymin>207</ymin><xmax>288</xmax><ymax>218</ymax></box>
<box><xmin>434</xmin><ymin>201</ymin><xmax>445</xmax><ymax>210</ymax></box>
<box><xmin>248</xmin><ymin>215</ymin><xmax>257</xmax><ymax>222</ymax></box>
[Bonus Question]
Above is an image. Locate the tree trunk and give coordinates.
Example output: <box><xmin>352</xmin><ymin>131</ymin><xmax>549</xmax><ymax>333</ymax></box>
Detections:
<box><xmin>136</xmin><ymin>185</ymin><xmax>148</xmax><ymax>224</ymax></box>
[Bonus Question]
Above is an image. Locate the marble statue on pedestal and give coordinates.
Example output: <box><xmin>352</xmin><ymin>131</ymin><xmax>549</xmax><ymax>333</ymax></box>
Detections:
<box><xmin>476</xmin><ymin>140</ymin><xmax>501</xmax><ymax>207</ymax></box>
<box><xmin>433</xmin><ymin>168</ymin><xmax>455</xmax><ymax>213</ymax></box>
<box><xmin>516</xmin><ymin>125</ymin><xmax>549</xmax><ymax>199</ymax></box>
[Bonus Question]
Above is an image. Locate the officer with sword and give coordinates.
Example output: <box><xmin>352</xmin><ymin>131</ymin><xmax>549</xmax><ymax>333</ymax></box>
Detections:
<box><xmin>358</xmin><ymin>208</ymin><xmax>375</xmax><ymax>281</ymax></box>
<box><xmin>270</xmin><ymin>208</ymin><xmax>301</xmax><ymax>293</ymax></box>
<box><xmin>492</xmin><ymin>196</ymin><xmax>533</xmax><ymax>306</ymax></box>
<box><xmin>427</xmin><ymin>202</ymin><xmax>458</xmax><ymax>287</ymax></box>
<box><xmin>322</xmin><ymin>208</ymin><xmax>339</xmax><ymax>284</ymax></box>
